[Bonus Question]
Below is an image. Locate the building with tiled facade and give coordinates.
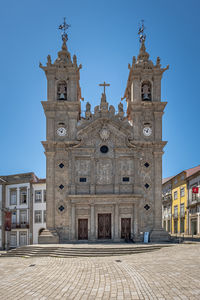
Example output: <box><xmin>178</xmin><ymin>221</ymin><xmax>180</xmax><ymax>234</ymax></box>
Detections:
<box><xmin>0</xmin><ymin>173</ymin><xmax>46</xmax><ymax>249</ymax></box>
<box><xmin>162</xmin><ymin>165</ymin><xmax>200</xmax><ymax>235</ymax></box>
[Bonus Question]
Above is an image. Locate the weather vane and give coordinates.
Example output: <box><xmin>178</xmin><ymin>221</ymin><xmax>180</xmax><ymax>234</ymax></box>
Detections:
<box><xmin>58</xmin><ymin>17</ymin><xmax>71</xmax><ymax>41</ymax></box>
<box><xmin>138</xmin><ymin>20</ymin><xmax>146</xmax><ymax>43</ymax></box>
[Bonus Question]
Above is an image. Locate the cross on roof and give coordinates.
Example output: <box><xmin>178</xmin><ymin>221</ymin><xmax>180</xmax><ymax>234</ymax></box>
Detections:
<box><xmin>99</xmin><ymin>81</ymin><xmax>110</xmax><ymax>94</ymax></box>
<box><xmin>58</xmin><ymin>17</ymin><xmax>71</xmax><ymax>41</ymax></box>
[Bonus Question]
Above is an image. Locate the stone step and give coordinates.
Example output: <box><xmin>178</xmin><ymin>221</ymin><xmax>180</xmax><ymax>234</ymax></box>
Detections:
<box><xmin>0</xmin><ymin>244</ymin><xmax>172</xmax><ymax>258</ymax></box>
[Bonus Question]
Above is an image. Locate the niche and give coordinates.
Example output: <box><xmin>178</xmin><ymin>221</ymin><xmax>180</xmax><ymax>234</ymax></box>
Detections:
<box><xmin>57</xmin><ymin>81</ymin><xmax>67</xmax><ymax>100</ymax></box>
<box><xmin>141</xmin><ymin>81</ymin><xmax>151</xmax><ymax>101</ymax></box>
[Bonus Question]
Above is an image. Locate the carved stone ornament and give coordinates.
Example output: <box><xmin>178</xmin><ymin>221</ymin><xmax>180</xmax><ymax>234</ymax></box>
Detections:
<box><xmin>99</xmin><ymin>127</ymin><xmax>110</xmax><ymax>141</ymax></box>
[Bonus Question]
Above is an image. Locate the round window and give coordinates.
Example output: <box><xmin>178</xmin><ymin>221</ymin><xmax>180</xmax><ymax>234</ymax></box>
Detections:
<box><xmin>100</xmin><ymin>145</ymin><xmax>109</xmax><ymax>153</ymax></box>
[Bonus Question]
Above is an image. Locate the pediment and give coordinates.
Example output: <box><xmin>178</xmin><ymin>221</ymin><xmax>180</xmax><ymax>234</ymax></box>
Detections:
<box><xmin>77</xmin><ymin>118</ymin><xmax>133</xmax><ymax>147</ymax></box>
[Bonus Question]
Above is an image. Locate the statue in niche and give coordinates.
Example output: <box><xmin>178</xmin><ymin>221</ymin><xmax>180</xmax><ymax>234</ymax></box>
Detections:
<box><xmin>141</xmin><ymin>82</ymin><xmax>151</xmax><ymax>101</ymax></box>
<box><xmin>57</xmin><ymin>81</ymin><xmax>67</xmax><ymax>100</ymax></box>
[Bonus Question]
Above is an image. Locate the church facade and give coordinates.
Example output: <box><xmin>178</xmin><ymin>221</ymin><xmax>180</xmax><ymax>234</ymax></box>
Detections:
<box><xmin>39</xmin><ymin>31</ymin><xmax>169</xmax><ymax>243</ymax></box>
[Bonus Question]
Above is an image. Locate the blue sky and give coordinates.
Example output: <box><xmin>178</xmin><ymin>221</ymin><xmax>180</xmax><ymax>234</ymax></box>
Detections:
<box><xmin>0</xmin><ymin>0</ymin><xmax>200</xmax><ymax>179</ymax></box>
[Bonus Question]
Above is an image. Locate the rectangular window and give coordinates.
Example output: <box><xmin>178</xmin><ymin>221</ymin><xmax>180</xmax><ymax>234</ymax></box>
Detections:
<box><xmin>43</xmin><ymin>190</ymin><xmax>46</xmax><ymax>202</ymax></box>
<box><xmin>43</xmin><ymin>210</ymin><xmax>46</xmax><ymax>223</ymax></box>
<box><xmin>80</xmin><ymin>178</ymin><xmax>87</xmax><ymax>182</ymax></box>
<box><xmin>174</xmin><ymin>205</ymin><xmax>178</xmax><ymax>217</ymax></box>
<box><xmin>11</xmin><ymin>211</ymin><xmax>17</xmax><ymax>227</ymax></box>
<box><xmin>35</xmin><ymin>210</ymin><xmax>42</xmax><ymax>223</ymax></box>
<box><xmin>10</xmin><ymin>233</ymin><xmax>17</xmax><ymax>247</ymax></box>
<box><xmin>20</xmin><ymin>210</ymin><xmax>27</xmax><ymax>224</ymax></box>
<box><xmin>180</xmin><ymin>203</ymin><xmax>185</xmax><ymax>217</ymax></box>
<box><xmin>20</xmin><ymin>188</ymin><xmax>27</xmax><ymax>204</ymax></box>
<box><xmin>180</xmin><ymin>187</ymin><xmax>185</xmax><ymax>197</ymax></box>
<box><xmin>35</xmin><ymin>190</ymin><xmax>42</xmax><ymax>203</ymax></box>
<box><xmin>19</xmin><ymin>232</ymin><xmax>27</xmax><ymax>246</ymax></box>
<box><xmin>10</xmin><ymin>189</ymin><xmax>17</xmax><ymax>205</ymax></box>
<box><xmin>122</xmin><ymin>177</ymin><xmax>130</xmax><ymax>182</ymax></box>
<box><xmin>174</xmin><ymin>191</ymin><xmax>178</xmax><ymax>200</ymax></box>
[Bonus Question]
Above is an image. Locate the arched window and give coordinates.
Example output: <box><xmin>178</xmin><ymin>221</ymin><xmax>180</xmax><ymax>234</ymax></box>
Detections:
<box><xmin>141</xmin><ymin>81</ymin><xmax>151</xmax><ymax>101</ymax></box>
<box><xmin>57</xmin><ymin>81</ymin><xmax>67</xmax><ymax>100</ymax></box>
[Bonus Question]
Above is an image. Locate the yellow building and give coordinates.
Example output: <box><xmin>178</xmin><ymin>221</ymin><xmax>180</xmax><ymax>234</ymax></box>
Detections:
<box><xmin>171</xmin><ymin>171</ymin><xmax>188</xmax><ymax>234</ymax></box>
<box><xmin>163</xmin><ymin>165</ymin><xmax>200</xmax><ymax>235</ymax></box>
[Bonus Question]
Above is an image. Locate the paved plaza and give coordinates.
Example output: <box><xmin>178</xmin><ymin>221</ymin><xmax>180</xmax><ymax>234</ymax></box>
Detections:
<box><xmin>0</xmin><ymin>243</ymin><xmax>200</xmax><ymax>300</ymax></box>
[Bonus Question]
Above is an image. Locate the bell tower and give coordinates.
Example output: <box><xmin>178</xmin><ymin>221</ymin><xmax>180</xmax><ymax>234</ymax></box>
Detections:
<box><xmin>39</xmin><ymin>19</ymin><xmax>83</xmax><ymax>243</ymax></box>
<box><xmin>123</xmin><ymin>22</ymin><xmax>170</xmax><ymax>241</ymax></box>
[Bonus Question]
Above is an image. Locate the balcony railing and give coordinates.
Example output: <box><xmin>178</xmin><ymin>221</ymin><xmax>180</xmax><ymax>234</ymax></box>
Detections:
<box><xmin>172</xmin><ymin>212</ymin><xmax>178</xmax><ymax>219</ymax></box>
<box><xmin>188</xmin><ymin>196</ymin><xmax>200</xmax><ymax>205</ymax></box>
<box><xmin>180</xmin><ymin>211</ymin><xmax>185</xmax><ymax>218</ymax></box>
<box><xmin>162</xmin><ymin>194</ymin><xmax>172</xmax><ymax>202</ymax></box>
<box><xmin>11</xmin><ymin>223</ymin><xmax>29</xmax><ymax>229</ymax></box>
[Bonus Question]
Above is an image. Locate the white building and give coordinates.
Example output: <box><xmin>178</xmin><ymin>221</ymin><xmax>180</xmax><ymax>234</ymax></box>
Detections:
<box><xmin>0</xmin><ymin>180</ymin><xmax>3</xmax><ymax>248</ymax></box>
<box><xmin>5</xmin><ymin>181</ymin><xmax>31</xmax><ymax>248</ymax></box>
<box><xmin>187</xmin><ymin>171</ymin><xmax>200</xmax><ymax>235</ymax></box>
<box><xmin>32</xmin><ymin>180</ymin><xmax>46</xmax><ymax>244</ymax></box>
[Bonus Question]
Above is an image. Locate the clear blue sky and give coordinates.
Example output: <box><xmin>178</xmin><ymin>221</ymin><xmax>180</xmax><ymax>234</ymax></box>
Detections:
<box><xmin>0</xmin><ymin>0</ymin><xmax>200</xmax><ymax>179</ymax></box>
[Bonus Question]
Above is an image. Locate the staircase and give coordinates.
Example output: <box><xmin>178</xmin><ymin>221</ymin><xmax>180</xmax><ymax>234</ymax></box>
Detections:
<box><xmin>0</xmin><ymin>244</ymin><xmax>172</xmax><ymax>258</ymax></box>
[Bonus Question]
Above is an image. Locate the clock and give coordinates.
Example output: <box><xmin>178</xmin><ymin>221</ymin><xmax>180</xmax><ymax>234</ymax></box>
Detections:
<box><xmin>57</xmin><ymin>127</ymin><xmax>67</xmax><ymax>136</ymax></box>
<box><xmin>143</xmin><ymin>127</ymin><xmax>152</xmax><ymax>137</ymax></box>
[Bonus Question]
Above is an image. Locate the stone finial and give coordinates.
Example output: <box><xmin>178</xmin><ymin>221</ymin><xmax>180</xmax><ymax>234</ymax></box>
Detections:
<box><xmin>156</xmin><ymin>57</ymin><xmax>161</xmax><ymax>67</ymax></box>
<box><xmin>137</xmin><ymin>40</ymin><xmax>150</xmax><ymax>62</ymax></box>
<box><xmin>47</xmin><ymin>55</ymin><xmax>52</xmax><ymax>66</ymax></box>
<box><xmin>132</xmin><ymin>56</ymin><xmax>136</xmax><ymax>66</ymax></box>
<box><xmin>73</xmin><ymin>54</ymin><xmax>77</xmax><ymax>66</ymax></box>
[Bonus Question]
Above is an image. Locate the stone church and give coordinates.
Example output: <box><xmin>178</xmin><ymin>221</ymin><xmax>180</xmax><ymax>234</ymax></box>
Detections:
<box><xmin>39</xmin><ymin>27</ymin><xmax>169</xmax><ymax>243</ymax></box>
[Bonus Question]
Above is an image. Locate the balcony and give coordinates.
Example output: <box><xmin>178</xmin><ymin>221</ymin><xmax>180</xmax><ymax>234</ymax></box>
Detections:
<box><xmin>180</xmin><ymin>210</ymin><xmax>186</xmax><ymax>218</ymax></box>
<box><xmin>173</xmin><ymin>212</ymin><xmax>178</xmax><ymax>219</ymax></box>
<box><xmin>162</xmin><ymin>193</ymin><xmax>172</xmax><ymax>203</ymax></box>
<box><xmin>11</xmin><ymin>223</ymin><xmax>29</xmax><ymax>229</ymax></box>
<box><xmin>188</xmin><ymin>196</ymin><xmax>200</xmax><ymax>206</ymax></box>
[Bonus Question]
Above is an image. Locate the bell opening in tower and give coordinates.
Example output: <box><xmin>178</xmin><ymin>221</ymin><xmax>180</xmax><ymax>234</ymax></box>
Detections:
<box><xmin>141</xmin><ymin>81</ymin><xmax>151</xmax><ymax>101</ymax></box>
<box><xmin>57</xmin><ymin>81</ymin><xmax>67</xmax><ymax>100</ymax></box>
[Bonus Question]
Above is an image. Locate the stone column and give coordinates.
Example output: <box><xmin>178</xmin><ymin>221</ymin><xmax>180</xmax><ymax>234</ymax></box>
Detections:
<box><xmin>17</xmin><ymin>188</ymin><xmax>20</xmax><ymax>224</ymax></box>
<box><xmin>90</xmin><ymin>204</ymin><xmax>95</xmax><ymax>240</ymax></box>
<box><xmin>71</xmin><ymin>204</ymin><xmax>76</xmax><ymax>240</ymax></box>
<box><xmin>154</xmin><ymin>112</ymin><xmax>163</xmax><ymax>141</ymax></box>
<box><xmin>114</xmin><ymin>203</ymin><xmax>119</xmax><ymax>240</ymax></box>
<box><xmin>90</xmin><ymin>159</ymin><xmax>95</xmax><ymax>194</ymax></box>
<box><xmin>46</xmin><ymin>152</ymin><xmax>55</xmax><ymax>229</ymax></box>
<box><xmin>47</xmin><ymin>74</ymin><xmax>55</xmax><ymax>102</ymax></box>
<box><xmin>114</xmin><ymin>156</ymin><xmax>119</xmax><ymax>194</ymax></box>
<box><xmin>153</xmin><ymin>152</ymin><xmax>163</xmax><ymax>229</ymax></box>
<box><xmin>133</xmin><ymin>203</ymin><xmax>138</xmax><ymax>236</ymax></box>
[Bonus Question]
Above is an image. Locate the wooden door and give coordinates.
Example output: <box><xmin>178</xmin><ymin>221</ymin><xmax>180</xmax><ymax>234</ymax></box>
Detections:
<box><xmin>78</xmin><ymin>219</ymin><xmax>88</xmax><ymax>240</ymax></box>
<box><xmin>98</xmin><ymin>214</ymin><xmax>111</xmax><ymax>239</ymax></box>
<box><xmin>121</xmin><ymin>218</ymin><xmax>131</xmax><ymax>239</ymax></box>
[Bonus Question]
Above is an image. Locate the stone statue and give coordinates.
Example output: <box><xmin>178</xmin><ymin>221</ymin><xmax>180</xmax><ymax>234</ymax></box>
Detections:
<box><xmin>47</xmin><ymin>55</ymin><xmax>52</xmax><ymax>65</ymax></box>
<box><xmin>118</xmin><ymin>102</ymin><xmax>123</xmax><ymax>113</ymax></box>
<box><xmin>86</xmin><ymin>102</ymin><xmax>91</xmax><ymax>112</ymax></box>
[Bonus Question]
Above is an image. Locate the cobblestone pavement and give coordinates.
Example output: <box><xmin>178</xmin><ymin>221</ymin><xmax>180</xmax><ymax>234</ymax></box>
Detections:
<box><xmin>0</xmin><ymin>244</ymin><xmax>200</xmax><ymax>300</ymax></box>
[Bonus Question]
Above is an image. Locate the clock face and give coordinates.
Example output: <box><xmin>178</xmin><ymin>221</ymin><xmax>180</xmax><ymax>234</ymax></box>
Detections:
<box><xmin>57</xmin><ymin>127</ymin><xmax>67</xmax><ymax>136</ymax></box>
<box><xmin>143</xmin><ymin>127</ymin><xmax>152</xmax><ymax>137</ymax></box>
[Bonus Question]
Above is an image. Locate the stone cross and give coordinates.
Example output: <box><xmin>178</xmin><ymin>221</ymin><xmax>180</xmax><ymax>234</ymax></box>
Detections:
<box><xmin>99</xmin><ymin>81</ymin><xmax>110</xmax><ymax>95</ymax></box>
